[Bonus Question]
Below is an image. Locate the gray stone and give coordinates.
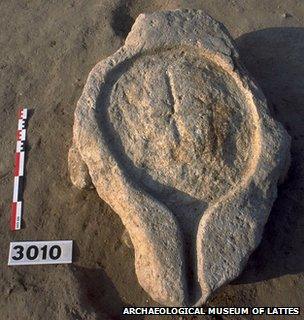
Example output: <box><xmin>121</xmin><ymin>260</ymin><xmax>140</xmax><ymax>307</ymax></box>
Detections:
<box><xmin>69</xmin><ymin>10</ymin><xmax>290</xmax><ymax>306</ymax></box>
<box><xmin>68</xmin><ymin>145</ymin><xmax>93</xmax><ymax>190</ymax></box>
<box><xmin>121</xmin><ymin>229</ymin><xmax>133</xmax><ymax>249</ymax></box>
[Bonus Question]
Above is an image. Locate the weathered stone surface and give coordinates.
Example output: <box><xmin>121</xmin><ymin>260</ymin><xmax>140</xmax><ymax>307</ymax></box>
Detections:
<box><xmin>68</xmin><ymin>145</ymin><xmax>93</xmax><ymax>190</ymax></box>
<box><xmin>69</xmin><ymin>10</ymin><xmax>290</xmax><ymax>306</ymax></box>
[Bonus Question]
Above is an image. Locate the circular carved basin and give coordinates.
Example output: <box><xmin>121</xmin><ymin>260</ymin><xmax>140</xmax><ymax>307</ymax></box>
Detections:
<box><xmin>106</xmin><ymin>48</ymin><xmax>255</xmax><ymax>206</ymax></box>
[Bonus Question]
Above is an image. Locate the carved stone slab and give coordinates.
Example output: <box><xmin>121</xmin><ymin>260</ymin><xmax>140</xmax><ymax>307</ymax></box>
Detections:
<box><xmin>69</xmin><ymin>10</ymin><xmax>290</xmax><ymax>306</ymax></box>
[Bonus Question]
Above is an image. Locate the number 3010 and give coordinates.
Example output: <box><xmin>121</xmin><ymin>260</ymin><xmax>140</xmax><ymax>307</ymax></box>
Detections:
<box><xmin>12</xmin><ymin>245</ymin><xmax>62</xmax><ymax>261</ymax></box>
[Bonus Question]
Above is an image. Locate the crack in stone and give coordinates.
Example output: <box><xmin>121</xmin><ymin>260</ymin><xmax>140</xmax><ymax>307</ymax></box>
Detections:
<box><xmin>165</xmin><ymin>69</ymin><xmax>177</xmax><ymax>116</ymax></box>
<box><xmin>165</xmin><ymin>68</ymin><xmax>181</xmax><ymax>146</ymax></box>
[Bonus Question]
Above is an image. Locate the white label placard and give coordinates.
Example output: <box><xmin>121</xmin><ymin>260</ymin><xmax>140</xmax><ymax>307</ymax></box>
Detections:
<box><xmin>8</xmin><ymin>240</ymin><xmax>73</xmax><ymax>265</ymax></box>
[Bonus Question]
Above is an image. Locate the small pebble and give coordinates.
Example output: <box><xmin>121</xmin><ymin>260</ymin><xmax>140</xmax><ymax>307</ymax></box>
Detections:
<box><xmin>282</xmin><ymin>12</ymin><xmax>293</xmax><ymax>18</ymax></box>
<box><xmin>6</xmin><ymin>287</ymin><xmax>13</xmax><ymax>295</ymax></box>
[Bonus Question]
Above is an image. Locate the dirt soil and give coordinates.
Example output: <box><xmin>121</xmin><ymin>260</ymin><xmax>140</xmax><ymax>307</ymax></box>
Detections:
<box><xmin>1</xmin><ymin>1</ymin><xmax>304</xmax><ymax>319</ymax></box>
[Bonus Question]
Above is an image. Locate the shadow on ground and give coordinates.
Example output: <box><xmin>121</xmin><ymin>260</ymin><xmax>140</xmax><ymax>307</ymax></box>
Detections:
<box><xmin>111</xmin><ymin>2</ymin><xmax>134</xmax><ymax>38</ymax></box>
<box><xmin>234</xmin><ymin>27</ymin><xmax>304</xmax><ymax>284</ymax></box>
<box><xmin>71</xmin><ymin>265</ymin><xmax>144</xmax><ymax>320</ymax></box>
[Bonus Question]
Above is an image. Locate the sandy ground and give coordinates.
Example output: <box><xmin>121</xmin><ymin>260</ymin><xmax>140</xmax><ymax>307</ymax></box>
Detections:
<box><xmin>1</xmin><ymin>1</ymin><xmax>304</xmax><ymax>319</ymax></box>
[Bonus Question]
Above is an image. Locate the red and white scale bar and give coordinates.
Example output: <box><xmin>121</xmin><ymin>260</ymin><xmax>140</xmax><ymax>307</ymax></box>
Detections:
<box><xmin>11</xmin><ymin>108</ymin><xmax>28</xmax><ymax>231</ymax></box>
